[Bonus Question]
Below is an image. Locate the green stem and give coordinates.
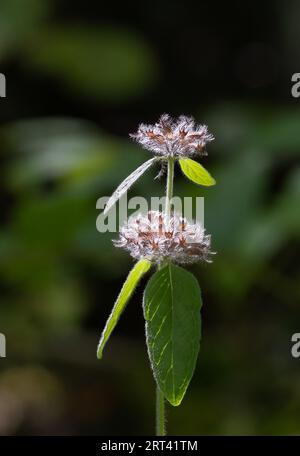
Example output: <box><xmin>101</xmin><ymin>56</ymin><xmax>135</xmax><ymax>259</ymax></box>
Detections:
<box><xmin>155</xmin><ymin>157</ymin><xmax>175</xmax><ymax>436</ymax></box>
<box><xmin>156</xmin><ymin>385</ymin><xmax>166</xmax><ymax>436</ymax></box>
<box><xmin>165</xmin><ymin>157</ymin><xmax>175</xmax><ymax>223</ymax></box>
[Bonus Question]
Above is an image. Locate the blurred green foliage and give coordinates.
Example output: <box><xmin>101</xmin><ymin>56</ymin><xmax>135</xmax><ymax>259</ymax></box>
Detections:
<box><xmin>23</xmin><ymin>25</ymin><xmax>158</xmax><ymax>101</ymax></box>
<box><xmin>0</xmin><ymin>0</ymin><xmax>50</xmax><ymax>58</ymax></box>
<box><xmin>0</xmin><ymin>0</ymin><xmax>300</xmax><ymax>437</ymax></box>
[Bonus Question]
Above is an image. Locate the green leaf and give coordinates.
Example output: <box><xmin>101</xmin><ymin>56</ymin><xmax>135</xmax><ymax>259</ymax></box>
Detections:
<box><xmin>179</xmin><ymin>158</ymin><xmax>216</xmax><ymax>186</ymax></box>
<box><xmin>143</xmin><ymin>263</ymin><xmax>202</xmax><ymax>406</ymax></box>
<box><xmin>97</xmin><ymin>258</ymin><xmax>151</xmax><ymax>359</ymax></box>
<box><xmin>104</xmin><ymin>157</ymin><xmax>157</xmax><ymax>215</ymax></box>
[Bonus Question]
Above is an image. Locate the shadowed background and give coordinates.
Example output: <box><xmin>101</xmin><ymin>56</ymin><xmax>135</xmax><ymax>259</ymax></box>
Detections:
<box><xmin>0</xmin><ymin>0</ymin><xmax>300</xmax><ymax>435</ymax></box>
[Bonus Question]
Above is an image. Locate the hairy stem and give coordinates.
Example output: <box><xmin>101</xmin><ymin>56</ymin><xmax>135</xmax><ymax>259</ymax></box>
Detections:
<box><xmin>165</xmin><ymin>157</ymin><xmax>175</xmax><ymax>223</ymax></box>
<box><xmin>155</xmin><ymin>158</ymin><xmax>175</xmax><ymax>436</ymax></box>
<box><xmin>156</xmin><ymin>385</ymin><xmax>166</xmax><ymax>436</ymax></box>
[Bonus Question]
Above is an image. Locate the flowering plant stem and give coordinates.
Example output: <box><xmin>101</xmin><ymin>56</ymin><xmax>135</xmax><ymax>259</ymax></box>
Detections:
<box><xmin>155</xmin><ymin>157</ymin><xmax>175</xmax><ymax>435</ymax></box>
<box><xmin>165</xmin><ymin>157</ymin><xmax>175</xmax><ymax>223</ymax></box>
<box><xmin>97</xmin><ymin>114</ymin><xmax>216</xmax><ymax>435</ymax></box>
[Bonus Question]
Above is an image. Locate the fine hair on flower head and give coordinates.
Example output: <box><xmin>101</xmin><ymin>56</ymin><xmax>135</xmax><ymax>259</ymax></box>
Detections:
<box><xmin>102</xmin><ymin>114</ymin><xmax>215</xmax><ymax>217</ymax></box>
<box><xmin>130</xmin><ymin>113</ymin><xmax>214</xmax><ymax>158</ymax></box>
<box><xmin>114</xmin><ymin>211</ymin><xmax>213</xmax><ymax>265</ymax></box>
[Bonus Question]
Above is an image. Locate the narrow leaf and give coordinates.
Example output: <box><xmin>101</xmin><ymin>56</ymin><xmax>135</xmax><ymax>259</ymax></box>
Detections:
<box><xmin>104</xmin><ymin>158</ymin><xmax>157</xmax><ymax>215</ymax></box>
<box><xmin>179</xmin><ymin>158</ymin><xmax>216</xmax><ymax>186</ymax></box>
<box><xmin>97</xmin><ymin>258</ymin><xmax>151</xmax><ymax>359</ymax></box>
<box><xmin>143</xmin><ymin>263</ymin><xmax>202</xmax><ymax>406</ymax></box>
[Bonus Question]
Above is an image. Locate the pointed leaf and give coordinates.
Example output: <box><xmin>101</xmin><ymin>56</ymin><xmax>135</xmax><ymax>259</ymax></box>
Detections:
<box><xmin>104</xmin><ymin>157</ymin><xmax>157</xmax><ymax>215</ymax></box>
<box><xmin>143</xmin><ymin>263</ymin><xmax>202</xmax><ymax>406</ymax></box>
<box><xmin>97</xmin><ymin>258</ymin><xmax>151</xmax><ymax>359</ymax></box>
<box><xmin>179</xmin><ymin>158</ymin><xmax>216</xmax><ymax>186</ymax></box>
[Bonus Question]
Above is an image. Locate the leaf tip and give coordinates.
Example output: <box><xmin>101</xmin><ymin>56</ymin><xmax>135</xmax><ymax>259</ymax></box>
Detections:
<box><xmin>96</xmin><ymin>347</ymin><xmax>103</xmax><ymax>360</ymax></box>
<box><xmin>208</xmin><ymin>178</ymin><xmax>216</xmax><ymax>186</ymax></box>
<box><xmin>167</xmin><ymin>395</ymin><xmax>183</xmax><ymax>407</ymax></box>
<box><xmin>97</xmin><ymin>338</ymin><xmax>104</xmax><ymax>360</ymax></box>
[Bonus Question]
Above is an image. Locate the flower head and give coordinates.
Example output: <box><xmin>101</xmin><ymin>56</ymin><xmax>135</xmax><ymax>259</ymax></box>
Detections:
<box><xmin>130</xmin><ymin>114</ymin><xmax>214</xmax><ymax>158</ymax></box>
<box><xmin>114</xmin><ymin>211</ymin><xmax>213</xmax><ymax>264</ymax></box>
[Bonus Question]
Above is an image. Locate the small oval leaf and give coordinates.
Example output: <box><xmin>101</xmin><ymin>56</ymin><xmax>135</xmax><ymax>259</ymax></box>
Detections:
<box><xmin>179</xmin><ymin>158</ymin><xmax>216</xmax><ymax>186</ymax></box>
<box><xmin>104</xmin><ymin>157</ymin><xmax>157</xmax><ymax>215</ymax></box>
<box><xmin>143</xmin><ymin>263</ymin><xmax>202</xmax><ymax>406</ymax></box>
<box><xmin>97</xmin><ymin>258</ymin><xmax>151</xmax><ymax>359</ymax></box>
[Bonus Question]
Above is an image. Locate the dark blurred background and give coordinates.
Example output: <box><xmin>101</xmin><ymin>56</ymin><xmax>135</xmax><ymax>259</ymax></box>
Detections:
<box><xmin>0</xmin><ymin>0</ymin><xmax>299</xmax><ymax>435</ymax></box>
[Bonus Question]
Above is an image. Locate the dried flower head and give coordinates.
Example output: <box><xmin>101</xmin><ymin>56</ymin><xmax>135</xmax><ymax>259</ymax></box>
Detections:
<box><xmin>130</xmin><ymin>114</ymin><xmax>214</xmax><ymax>158</ymax></box>
<box><xmin>114</xmin><ymin>211</ymin><xmax>212</xmax><ymax>264</ymax></box>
